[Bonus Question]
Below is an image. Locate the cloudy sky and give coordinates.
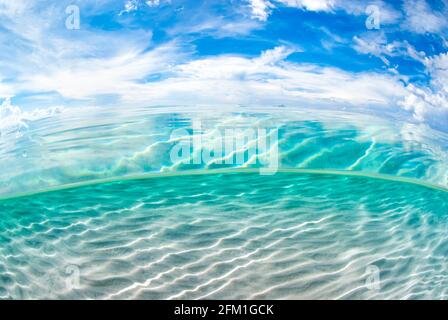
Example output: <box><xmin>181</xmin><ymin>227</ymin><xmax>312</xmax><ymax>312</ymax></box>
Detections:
<box><xmin>0</xmin><ymin>0</ymin><xmax>447</xmax><ymax>131</ymax></box>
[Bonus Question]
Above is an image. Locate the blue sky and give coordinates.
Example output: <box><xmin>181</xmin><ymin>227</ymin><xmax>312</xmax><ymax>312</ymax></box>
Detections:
<box><xmin>0</xmin><ymin>0</ymin><xmax>447</xmax><ymax>131</ymax></box>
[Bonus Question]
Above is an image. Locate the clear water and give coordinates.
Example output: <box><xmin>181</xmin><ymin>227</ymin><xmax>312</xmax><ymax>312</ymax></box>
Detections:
<box><xmin>1</xmin><ymin>106</ymin><xmax>448</xmax><ymax>197</ymax></box>
<box><xmin>1</xmin><ymin>107</ymin><xmax>448</xmax><ymax>299</ymax></box>
<box><xmin>1</xmin><ymin>171</ymin><xmax>448</xmax><ymax>299</ymax></box>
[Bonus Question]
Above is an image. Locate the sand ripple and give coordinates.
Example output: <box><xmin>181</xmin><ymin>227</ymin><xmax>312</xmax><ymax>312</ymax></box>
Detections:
<box><xmin>0</xmin><ymin>171</ymin><xmax>447</xmax><ymax>299</ymax></box>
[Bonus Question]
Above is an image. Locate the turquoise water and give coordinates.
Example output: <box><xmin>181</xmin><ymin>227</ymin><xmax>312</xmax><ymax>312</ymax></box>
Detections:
<box><xmin>0</xmin><ymin>170</ymin><xmax>447</xmax><ymax>299</ymax></box>
<box><xmin>1</xmin><ymin>106</ymin><xmax>447</xmax><ymax>197</ymax></box>
<box><xmin>1</xmin><ymin>107</ymin><xmax>448</xmax><ymax>299</ymax></box>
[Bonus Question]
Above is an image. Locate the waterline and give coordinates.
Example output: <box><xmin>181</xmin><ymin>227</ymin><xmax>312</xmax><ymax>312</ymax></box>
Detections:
<box><xmin>2</xmin><ymin>168</ymin><xmax>447</xmax><ymax>202</ymax></box>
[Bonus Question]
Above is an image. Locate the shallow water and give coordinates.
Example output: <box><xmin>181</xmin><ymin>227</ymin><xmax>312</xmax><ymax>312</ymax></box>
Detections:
<box><xmin>1</xmin><ymin>106</ymin><xmax>448</xmax><ymax>197</ymax></box>
<box><xmin>1</xmin><ymin>107</ymin><xmax>448</xmax><ymax>300</ymax></box>
<box><xmin>1</xmin><ymin>170</ymin><xmax>447</xmax><ymax>299</ymax></box>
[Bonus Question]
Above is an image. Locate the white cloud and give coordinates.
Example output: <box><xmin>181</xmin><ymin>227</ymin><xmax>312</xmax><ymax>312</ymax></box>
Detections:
<box><xmin>352</xmin><ymin>31</ymin><xmax>448</xmax><ymax>131</ymax></box>
<box><xmin>0</xmin><ymin>0</ymin><xmax>30</xmax><ymax>16</ymax></box>
<box><xmin>0</xmin><ymin>1</ymin><xmax>161</xmax><ymax>101</ymax></box>
<box><xmin>247</xmin><ymin>0</ymin><xmax>401</xmax><ymax>25</ymax></box>
<box><xmin>110</xmin><ymin>46</ymin><xmax>408</xmax><ymax>112</ymax></box>
<box><xmin>353</xmin><ymin>33</ymin><xmax>426</xmax><ymax>66</ymax></box>
<box><xmin>21</xmin><ymin>44</ymin><xmax>183</xmax><ymax>100</ymax></box>
<box><xmin>353</xmin><ymin>34</ymin><xmax>393</xmax><ymax>65</ymax></box>
<box><xmin>123</xmin><ymin>0</ymin><xmax>139</xmax><ymax>14</ymax></box>
<box><xmin>167</xmin><ymin>16</ymin><xmax>262</xmax><ymax>38</ymax></box>
<box><xmin>394</xmin><ymin>51</ymin><xmax>448</xmax><ymax>131</ymax></box>
<box><xmin>120</xmin><ymin>0</ymin><xmax>168</xmax><ymax>15</ymax></box>
<box><xmin>335</xmin><ymin>0</ymin><xmax>401</xmax><ymax>24</ymax></box>
<box><xmin>276</xmin><ymin>0</ymin><xmax>335</xmax><ymax>12</ymax></box>
<box><xmin>0</xmin><ymin>79</ymin><xmax>13</xmax><ymax>98</ymax></box>
<box><xmin>0</xmin><ymin>97</ymin><xmax>62</xmax><ymax>137</ymax></box>
<box><xmin>424</xmin><ymin>52</ymin><xmax>448</xmax><ymax>93</ymax></box>
<box><xmin>96</xmin><ymin>44</ymin><xmax>446</xmax><ymax>133</ymax></box>
<box><xmin>402</xmin><ymin>0</ymin><xmax>447</xmax><ymax>34</ymax></box>
<box><xmin>146</xmin><ymin>0</ymin><xmax>160</xmax><ymax>7</ymax></box>
<box><xmin>255</xmin><ymin>45</ymin><xmax>300</xmax><ymax>64</ymax></box>
<box><xmin>247</xmin><ymin>0</ymin><xmax>334</xmax><ymax>22</ymax></box>
<box><xmin>398</xmin><ymin>84</ymin><xmax>448</xmax><ymax>128</ymax></box>
<box><xmin>248</xmin><ymin>0</ymin><xmax>274</xmax><ymax>21</ymax></box>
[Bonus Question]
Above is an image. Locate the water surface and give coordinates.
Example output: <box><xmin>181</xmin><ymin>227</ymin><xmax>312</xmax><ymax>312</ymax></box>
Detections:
<box><xmin>1</xmin><ymin>107</ymin><xmax>448</xmax><ymax>300</ymax></box>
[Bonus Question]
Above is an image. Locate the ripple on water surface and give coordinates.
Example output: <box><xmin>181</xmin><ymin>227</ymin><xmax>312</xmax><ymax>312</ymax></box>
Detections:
<box><xmin>0</xmin><ymin>171</ymin><xmax>447</xmax><ymax>299</ymax></box>
<box><xmin>2</xmin><ymin>107</ymin><xmax>448</xmax><ymax>197</ymax></box>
